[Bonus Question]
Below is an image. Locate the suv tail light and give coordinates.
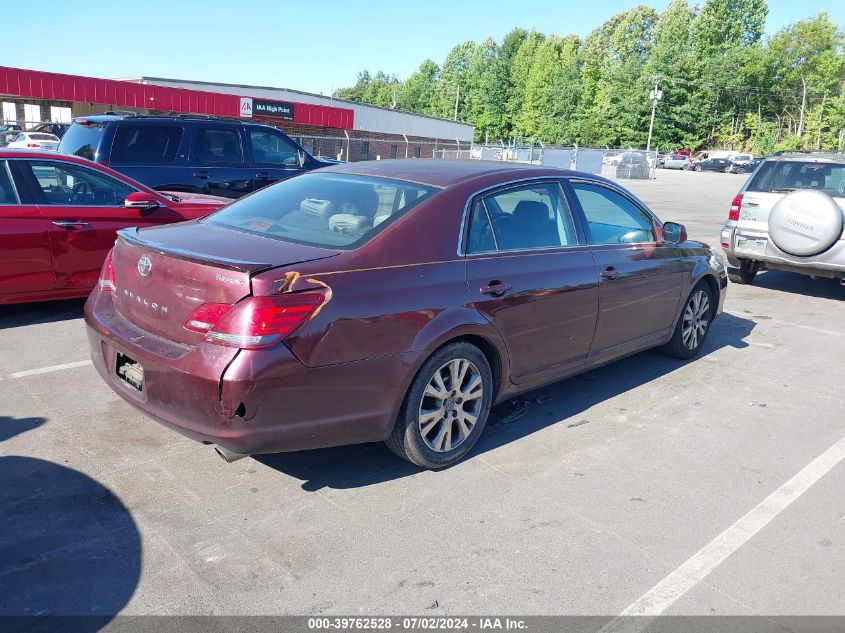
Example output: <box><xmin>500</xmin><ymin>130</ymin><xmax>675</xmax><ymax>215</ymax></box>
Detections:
<box><xmin>183</xmin><ymin>293</ymin><xmax>326</xmax><ymax>349</ymax></box>
<box><xmin>729</xmin><ymin>194</ymin><xmax>743</xmax><ymax>221</ymax></box>
<box><xmin>98</xmin><ymin>250</ymin><xmax>117</xmax><ymax>292</ymax></box>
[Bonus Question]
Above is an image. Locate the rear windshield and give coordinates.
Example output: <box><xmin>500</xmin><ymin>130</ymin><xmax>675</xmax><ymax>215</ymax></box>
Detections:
<box><xmin>30</xmin><ymin>133</ymin><xmax>57</xmax><ymax>141</ymax></box>
<box><xmin>206</xmin><ymin>172</ymin><xmax>438</xmax><ymax>248</ymax></box>
<box><xmin>111</xmin><ymin>124</ymin><xmax>183</xmax><ymax>163</ymax></box>
<box><xmin>747</xmin><ymin>161</ymin><xmax>845</xmax><ymax>197</ymax></box>
<box><xmin>58</xmin><ymin>123</ymin><xmax>105</xmax><ymax>161</ymax></box>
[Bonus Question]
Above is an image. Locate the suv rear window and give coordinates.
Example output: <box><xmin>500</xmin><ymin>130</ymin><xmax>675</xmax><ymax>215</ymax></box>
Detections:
<box><xmin>748</xmin><ymin>161</ymin><xmax>845</xmax><ymax>197</ymax></box>
<box><xmin>111</xmin><ymin>125</ymin><xmax>183</xmax><ymax>163</ymax></box>
<box><xmin>58</xmin><ymin>122</ymin><xmax>105</xmax><ymax>161</ymax></box>
<box><xmin>206</xmin><ymin>172</ymin><xmax>437</xmax><ymax>248</ymax></box>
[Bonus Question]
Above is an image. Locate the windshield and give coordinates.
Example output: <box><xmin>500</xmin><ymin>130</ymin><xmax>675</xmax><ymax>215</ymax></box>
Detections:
<box><xmin>206</xmin><ymin>172</ymin><xmax>438</xmax><ymax>249</ymax></box>
<box><xmin>747</xmin><ymin>161</ymin><xmax>845</xmax><ymax>196</ymax></box>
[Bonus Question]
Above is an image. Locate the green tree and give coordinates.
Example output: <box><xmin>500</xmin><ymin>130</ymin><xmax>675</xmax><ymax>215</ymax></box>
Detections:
<box><xmin>521</xmin><ymin>35</ymin><xmax>581</xmax><ymax>143</ymax></box>
<box><xmin>432</xmin><ymin>41</ymin><xmax>478</xmax><ymax>120</ymax></box>
<box><xmin>507</xmin><ymin>31</ymin><xmax>545</xmax><ymax>139</ymax></box>
<box><xmin>397</xmin><ymin>59</ymin><xmax>439</xmax><ymax>115</ymax></box>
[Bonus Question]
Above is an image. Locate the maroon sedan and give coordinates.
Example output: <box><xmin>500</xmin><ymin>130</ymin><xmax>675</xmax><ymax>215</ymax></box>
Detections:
<box><xmin>0</xmin><ymin>149</ymin><xmax>227</xmax><ymax>305</ymax></box>
<box><xmin>85</xmin><ymin>160</ymin><xmax>727</xmax><ymax>468</ymax></box>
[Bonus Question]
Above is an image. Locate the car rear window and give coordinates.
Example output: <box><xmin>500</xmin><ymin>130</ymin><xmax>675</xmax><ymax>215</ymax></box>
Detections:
<box><xmin>747</xmin><ymin>161</ymin><xmax>845</xmax><ymax>197</ymax></box>
<box><xmin>30</xmin><ymin>133</ymin><xmax>57</xmax><ymax>141</ymax></box>
<box><xmin>58</xmin><ymin>122</ymin><xmax>106</xmax><ymax>161</ymax></box>
<box><xmin>206</xmin><ymin>172</ymin><xmax>438</xmax><ymax>249</ymax></box>
<box><xmin>111</xmin><ymin>125</ymin><xmax>183</xmax><ymax>163</ymax></box>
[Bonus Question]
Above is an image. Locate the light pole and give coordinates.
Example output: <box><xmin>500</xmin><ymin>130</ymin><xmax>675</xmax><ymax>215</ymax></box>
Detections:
<box><xmin>646</xmin><ymin>76</ymin><xmax>662</xmax><ymax>152</ymax></box>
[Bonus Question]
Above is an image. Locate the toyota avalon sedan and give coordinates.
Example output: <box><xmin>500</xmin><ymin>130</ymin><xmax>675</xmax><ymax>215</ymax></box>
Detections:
<box><xmin>85</xmin><ymin>160</ymin><xmax>727</xmax><ymax>469</ymax></box>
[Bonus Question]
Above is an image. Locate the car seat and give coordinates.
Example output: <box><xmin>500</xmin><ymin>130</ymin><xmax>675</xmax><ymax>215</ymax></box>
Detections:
<box><xmin>502</xmin><ymin>200</ymin><xmax>558</xmax><ymax>249</ymax></box>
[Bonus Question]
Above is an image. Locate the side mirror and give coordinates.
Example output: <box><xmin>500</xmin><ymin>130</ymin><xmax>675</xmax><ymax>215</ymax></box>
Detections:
<box><xmin>662</xmin><ymin>221</ymin><xmax>687</xmax><ymax>244</ymax></box>
<box><xmin>124</xmin><ymin>191</ymin><xmax>161</xmax><ymax>210</ymax></box>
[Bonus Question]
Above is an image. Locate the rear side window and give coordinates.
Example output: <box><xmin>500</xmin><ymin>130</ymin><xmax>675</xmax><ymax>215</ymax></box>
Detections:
<box><xmin>571</xmin><ymin>182</ymin><xmax>656</xmax><ymax>244</ymax></box>
<box><xmin>194</xmin><ymin>128</ymin><xmax>243</xmax><ymax>165</ymax></box>
<box><xmin>249</xmin><ymin>130</ymin><xmax>299</xmax><ymax>167</ymax></box>
<box><xmin>472</xmin><ymin>182</ymin><xmax>577</xmax><ymax>252</ymax></box>
<box><xmin>206</xmin><ymin>172</ymin><xmax>437</xmax><ymax>249</ymax></box>
<box><xmin>58</xmin><ymin>122</ymin><xmax>105</xmax><ymax>161</ymax></box>
<box><xmin>0</xmin><ymin>161</ymin><xmax>18</xmax><ymax>204</ymax></box>
<box><xmin>111</xmin><ymin>125</ymin><xmax>183</xmax><ymax>163</ymax></box>
<box><xmin>747</xmin><ymin>161</ymin><xmax>845</xmax><ymax>196</ymax></box>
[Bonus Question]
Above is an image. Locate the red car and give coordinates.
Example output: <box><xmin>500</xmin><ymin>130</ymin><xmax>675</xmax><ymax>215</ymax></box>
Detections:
<box><xmin>0</xmin><ymin>149</ymin><xmax>228</xmax><ymax>305</ymax></box>
<box><xmin>85</xmin><ymin>160</ymin><xmax>727</xmax><ymax>469</ymax></box>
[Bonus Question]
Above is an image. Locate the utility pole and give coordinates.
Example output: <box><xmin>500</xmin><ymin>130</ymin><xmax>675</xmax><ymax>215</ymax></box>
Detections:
<box><xmin>646</xmin><ymin>75</ymin><xmax>663</xmax><ymax>152</ymax></box>
<box><xmin>454</xmin><ymin>85</ymin><xmax>460</xmax><ymax>121</ymax></box>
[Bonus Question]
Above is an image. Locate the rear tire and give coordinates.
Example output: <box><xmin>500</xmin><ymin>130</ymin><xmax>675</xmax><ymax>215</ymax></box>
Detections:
<box><xmin>727</xmin><ymin>258</ymin><xmax>758</xmax><ymax>284</ymax></box>
<box><xmin>660</xmin><ymin>282</ymin><xmax>715</xmax><ymax>360</ymax></box>
<box><xmin>386</xmin><ymin>342</ymin><xmax>493</xmax><ymax>469</ymax></box>
<box><xmin>694</xmin><ymin>164</ymin><xmax>702</xmax><ymax>172</ymax></box>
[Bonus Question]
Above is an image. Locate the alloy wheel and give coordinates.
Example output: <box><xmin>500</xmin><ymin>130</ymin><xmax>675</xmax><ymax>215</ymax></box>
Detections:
<box><xmin>682</xmin><ymin>290</ymin><xmax>710</xmax><ymax>350</ymax></box>
<box><xmin>417</xmin><ymin>358</ymin><xmax>483</xmax><ymax>453</ymax></box>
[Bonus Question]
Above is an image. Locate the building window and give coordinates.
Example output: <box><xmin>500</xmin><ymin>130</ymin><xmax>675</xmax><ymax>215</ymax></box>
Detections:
<box><xmin>414</xmin><ymin>146</ymin><xmax>421</xmax><ymax>158</ymax></box>
<box><xmin>23</xmin><ymin>104</ymin><xmax>41</xmax><ymax>128</ymax></box>
<box><xmin>2</xmin><ymin>102</ymin><xmax>16</xmax><ymax>124</ymax></box>
<box><xmin>390</xmin><ymin>144</ymin><xmax>398</xmax><ymax>159</ymax></box>
<box><xmin>361</xmin><ymin>141</ymin><xmax>370</xmax><ymax>161</ymax></box>
<box><xmin>50</xmin><ymin>106</ymin><xmax>72</xmax><ymax>123</ymax></box>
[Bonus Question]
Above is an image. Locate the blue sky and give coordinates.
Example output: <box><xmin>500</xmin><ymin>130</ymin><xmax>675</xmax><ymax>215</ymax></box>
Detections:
<box><xmin>0</xmin><ymin>0</ymin><xmax>841</xmax><ymax>95</ymax></box>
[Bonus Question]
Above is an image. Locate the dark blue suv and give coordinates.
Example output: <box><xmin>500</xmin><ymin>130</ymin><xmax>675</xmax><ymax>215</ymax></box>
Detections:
<box><xmin>58</xmin><ymin>113</ymin><xmax>332</xmax><ymax>198</ymax></box>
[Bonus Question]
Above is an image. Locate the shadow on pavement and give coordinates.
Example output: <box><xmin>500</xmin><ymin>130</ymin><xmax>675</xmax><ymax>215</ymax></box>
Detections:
<box><xmin>750</xmin><ymin>270</ymin><xmax>844</xmax><ymax>301</ymax></box>
<box><xmin>0</xmin><ymin>299</ymin><xmax>86</xmax><ymax>329</ymax></box>
<box><xmin>0</xmin><ymin>416</ymin><xmax>141</xmax><ymax>630</ymax></box>
<box><xmin>0</xmin><ymin>416</ymin><xmax>46</xmax><ymax>443</ymax></box>
<box><xmin>257</xmin><ymin>312</ymin><xmax>756</xmax><ymax>491</ymax></box>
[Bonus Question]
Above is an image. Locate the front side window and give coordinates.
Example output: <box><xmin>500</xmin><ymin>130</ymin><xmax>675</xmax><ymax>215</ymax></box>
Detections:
<box><xmin>207</xmin><ymin>172</ymin><xmax>437</xmax><ymax>249</ymax></box>
<box><xmin>111</xmin><ymin>125</ymin><xmax>183</xmax><ymax>163</ymax></box>
<box><xmin>471</xmin><ymin>181</ymin><xmax>576</xmax><ymax>252</ymax></box>
<box><xmin>24</xmin><ymin>161</ymin><xmax>135</xmax><ymax>206</ymax></box>
<box><xmin>570</xmin><ymin>182</ymin><xmax>656</xmax><ymax>244</ymax></box>
<box><xmin>194</xmin><ymin>128</ymin><xmax>243</xmax><ymax>166</ymax></box>
<box><xmin>249</xmin><ymin>130</ymin><xmax>299</xmax><ymax>167</ymax></box>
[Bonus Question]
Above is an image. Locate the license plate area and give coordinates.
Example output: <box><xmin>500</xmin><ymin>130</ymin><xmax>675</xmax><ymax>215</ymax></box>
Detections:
<box><xmin>116</xmin><ymin>352</ymin><xmax>144</xmax><ymax>391</ymax></box>
<box><xmin>735</xmin><ymin>234</ymin><xmax>767</xmax><ymax>255</ymax></box>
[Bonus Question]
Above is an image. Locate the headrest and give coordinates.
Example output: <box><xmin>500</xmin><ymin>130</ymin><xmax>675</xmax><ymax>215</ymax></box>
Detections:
<box><xmin>512</xmin><ymin>200</ymin><xmax>549</xmax><ymax>226</ymax></box>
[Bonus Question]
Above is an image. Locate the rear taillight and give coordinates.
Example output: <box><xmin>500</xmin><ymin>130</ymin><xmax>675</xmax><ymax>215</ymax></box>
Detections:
<box><xmin>729</xmin><ymin>194</ymin><xmax>743</xmax><ymax>221</ymax></box>
<box><xmin>98</xmin><ymin>250</ymin><xmax>117</xmax><ymax>292</ymax></box>
<box><xmin>183</xmin><ymin>293</ymin><xmax>325</xmax><ymax>349</ymax></box>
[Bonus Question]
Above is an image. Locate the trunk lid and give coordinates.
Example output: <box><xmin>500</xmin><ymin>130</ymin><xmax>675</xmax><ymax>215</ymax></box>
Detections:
<box><xmin>112</xmin><ymin>221</ymin><xmax>339</xmax><ymax>345</ymax></box>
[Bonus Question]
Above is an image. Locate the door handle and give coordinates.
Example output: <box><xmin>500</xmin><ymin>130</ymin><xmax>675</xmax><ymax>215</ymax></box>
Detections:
<box><xmin>52</xmin><ymin>221</ymin><xmax>89</xmax><ymax>230</ymax></box>
<box><xmin>255</xmin><ymin>171</ymin><xmax>270</xmax><ymax>179</ymax></box>
<box><xmin>193</xmin><ymin>170</ymin><xmax>209</xmax><ymax>179</ymax></box>
<box><xmin>480</xmin><ymin>282</ymin><xmax>511</xmax><ymax>297</ymax></box>
<box><xmin>600</xmin><ymin>267</ymin><xmax>620</xmax><ymax>280</ymax></box>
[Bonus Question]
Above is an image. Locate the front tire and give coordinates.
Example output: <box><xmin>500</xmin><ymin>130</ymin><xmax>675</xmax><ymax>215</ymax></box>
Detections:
<box><xmin>661</xmin><ymin>282</ymin><xmax>715</xmax><ymax>360</ymax></box>
<box><xmin>694</xmin><ymin>164</ymin><xmax>702</xmax><ymax>172</ymax></box>
<box><xmin>727</xmin><ymin>258</ymin><xmax>758</xmax><ymax>284</ymax></box>
<box><xmin>386</xmin><ymin>342</ymin><xmax>493</xmax><ymax>469</ymax></box>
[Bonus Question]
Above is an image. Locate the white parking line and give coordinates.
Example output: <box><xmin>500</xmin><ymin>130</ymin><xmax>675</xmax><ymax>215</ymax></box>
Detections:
<box><xmin>1</xmin><ymin>360</ymin><xmax>92</xmax><ymax>381</ymax></box>
<box><xmin>601</xmin><ymin>433</ymin><xmax>845</xmax><ymax>632</ymax></box>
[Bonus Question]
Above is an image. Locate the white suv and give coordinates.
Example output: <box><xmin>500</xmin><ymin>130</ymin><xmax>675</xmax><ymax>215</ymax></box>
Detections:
<box><xmin>721</xmin><ymin>154</ymin><xmax>845</xmax><ymax>286</ymax></box>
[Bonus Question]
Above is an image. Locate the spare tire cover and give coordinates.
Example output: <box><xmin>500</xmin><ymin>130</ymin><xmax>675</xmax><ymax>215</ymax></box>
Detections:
<box><xmin>768</xmin><ymin>189</ymin><xmax>844</xmax><ymax>256</ymax></box>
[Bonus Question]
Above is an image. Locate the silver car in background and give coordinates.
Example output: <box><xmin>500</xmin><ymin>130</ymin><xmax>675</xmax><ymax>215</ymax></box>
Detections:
<box><xmin>721</xmin><ymin>153</ymin><xmax>845</xmax><ymax>285</ymax></box>
<box><xmin>662</xmin><ymin>153</ymin><xmax>690</xmax><ymax>170</ymax></box>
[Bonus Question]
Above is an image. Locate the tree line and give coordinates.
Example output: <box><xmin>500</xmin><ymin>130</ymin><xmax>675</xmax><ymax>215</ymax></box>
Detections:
<box><xmin>333</xmin><ymin>0</ymin><xmax>844</xmax><ymax>154</ymax></box>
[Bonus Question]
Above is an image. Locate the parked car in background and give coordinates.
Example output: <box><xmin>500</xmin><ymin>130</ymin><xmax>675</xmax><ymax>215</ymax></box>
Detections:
<box><xmin>728</xmin><ymin>157</ymin><xmax>762</xmax><ymax>174</ymax></box>
<box><xmin>7</xmin><ymin>132</ymin><xmax>60</xmax><ymax>151</ymax></box>
<box><xmin>722</xmin><ymin>154</ymin><xmax>845</xmax><ymax>286</ymax></box>
<box><xmin>85</xmin><ymin>160</ymin><xmax>726</xmax><ymax>468</ymax></box>
<box><xmin>0</xmin><ymin>149</ymin><xmax>228</xmax><ymax>305</ymax></box>
<box><xmin>59</xmin><ymin>113</ymin><xmax>332</xmax><ymax>199</ymax></box>
<box><xmin>670</xmin><ymin>149</ymin><xmax>691</xmax><ymax>159</ymax></box>
<box><xmin>689</xmin><ymin>157</ymin><xmax>733</xmax><ymax>172</ymax></box>
<box><xmin>615</xmin><ymin>152</ymin><xmax>651</xmax><ymax>179</ymax></box>
<box><xmin>0</xmin><ymin>123</ymin><xmax>23</xmax><ymax>147</ymax></box>
<box><xmin>662</xmin><ymin>153</ymin><xmax>690</xmax><ymax>170</ymax></box>
<box><xmin>31</xmin><ymin>122</ymin><xmax>70</xmax><ymax>139</ymax></box>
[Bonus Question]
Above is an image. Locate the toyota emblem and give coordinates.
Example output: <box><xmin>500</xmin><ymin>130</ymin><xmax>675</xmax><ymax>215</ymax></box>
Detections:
<box><xmin>137</xmin><ymin>255</ymin><xmax>152</xmax><ymax>277</ymax></box>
